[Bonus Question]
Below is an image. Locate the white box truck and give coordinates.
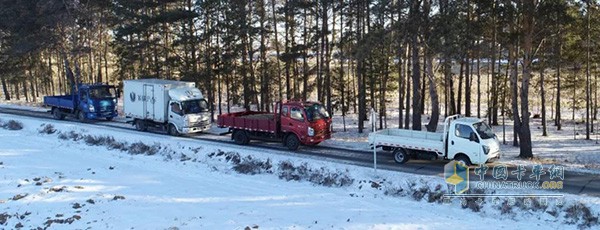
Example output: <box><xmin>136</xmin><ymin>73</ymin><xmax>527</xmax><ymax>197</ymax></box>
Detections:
<box><xmin>123</xmin><ymin>79</ymin><xmax>211</xmax><ymax>135</ymax></box>
<box><xmin>368</xmin><ymin>115</ymin><xmax>500</xmax><ymax>165</ymax></box>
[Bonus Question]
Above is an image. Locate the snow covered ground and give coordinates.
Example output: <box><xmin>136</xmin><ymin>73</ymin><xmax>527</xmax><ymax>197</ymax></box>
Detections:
<box><xmin>1</xmin><ymin>114</ymin><xmax>599</xmax><ymax>229</ymax></box>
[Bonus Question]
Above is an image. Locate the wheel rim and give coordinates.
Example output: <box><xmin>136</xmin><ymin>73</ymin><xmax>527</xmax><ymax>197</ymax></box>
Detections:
<box><xmin>170</xmin><ymin>125</ymin><xmax>177</xmax><ymax>135</ymax></box>
<box><xmin>79</xmin><ymin>112</ymin><xmax>84</xmax><ymax>121</ymax></box>
<box><xmin>395</xmin><ymin>151</ymin><xmax>405</xmax><ymax>162</ymax></box>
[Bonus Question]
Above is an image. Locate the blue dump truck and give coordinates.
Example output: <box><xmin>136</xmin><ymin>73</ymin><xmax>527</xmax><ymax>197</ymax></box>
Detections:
<box><xmin>44</xmin><ymin>83</ymin><xmax>119</xmax><ymax>122</ymax></box>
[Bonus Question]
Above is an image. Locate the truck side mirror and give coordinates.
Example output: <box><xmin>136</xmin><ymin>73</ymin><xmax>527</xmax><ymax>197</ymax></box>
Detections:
<box><xmin>469</xmin><ymin>132</ymin><xmax>479</xmax><ymax>143</ymax></box>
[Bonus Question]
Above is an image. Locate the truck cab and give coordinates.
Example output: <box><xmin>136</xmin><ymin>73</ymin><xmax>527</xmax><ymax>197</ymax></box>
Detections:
<box><xmin>166</xmin><ymin>87</ymin><xmax>211</xmax><ymax>135</ymax></box>
<box><xmin>277</xmin><ymin>101</ymin><xmax>332</xmax><ymax>146</ymax></box>
<box><xmin>444</xmin><ymin>116</ymin><xmax>501</xmax><ymax>165</ymax></box>
<box><xmin>77</xmin><ymin>84</ymin><xmax>119</xmax><ymax>121</ymax></box>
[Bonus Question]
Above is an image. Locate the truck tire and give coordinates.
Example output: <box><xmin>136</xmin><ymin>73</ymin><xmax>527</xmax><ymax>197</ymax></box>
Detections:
<box><xmin>233</xmin><ymin>130</ymin><xmax>249</xmax><ymax>145</ymax></box>
<box><xmin>167</xmin><ymin>124</ymin><xmax>179</xmax><ymax>136</ymax></box>
<box><xmin>454</xmin><ymin>155</ymin><xmax>472</xmax><ymax>166</ymax></box>
<box><xmin>77</xmin><ymin>111</ymin><xmax>87</xmax><ymax>122</ymax></box>
<box><xmin>52</xmin><ymin>108</ymin><xmax>64</xmax><ymax>120</ymax></box>
<box><xmin>393</xmin><ymin>148</ymin><xmax>409</xmax><ymax>164</ymax></box>
<box><xmin>105</xmin><ymin>117</ymin><xmax>114</xmax><ymax>121</ymax></box>
<box><xmin>135</xmin><ymin>120</ymin><xmax>147</xmax><ymax>132</ymax></box>
<box><xmin>285</xmin><ymin>134</ymin><xmax>300</xmax><ymax>150</ymax></box>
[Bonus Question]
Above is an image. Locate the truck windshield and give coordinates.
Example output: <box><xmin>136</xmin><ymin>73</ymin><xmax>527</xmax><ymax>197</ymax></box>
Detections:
<box><xmin>181</xmin><ymin>99</ymin><xmax>209</xmax><ymax>114</ymax></box>
<box><xmin>89</xmin><ymin>87</ymin><xmax>116</xmax><ymax>99</ymax></box>
<box><xmin>473</xmin><ymin>122</ymin><xmax>495</xmax><ymax>139</ymax></box>
<box><xmin>305</xmin><ymin>104</ymin><xmax>330</xmax><ymax>122</ymax></box>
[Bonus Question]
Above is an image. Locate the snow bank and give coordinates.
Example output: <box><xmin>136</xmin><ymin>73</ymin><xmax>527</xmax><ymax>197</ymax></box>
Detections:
<box><xmin>0</xmin><ymin>114</ymin><xmax>599</xmax><ymax>229</ymax></box>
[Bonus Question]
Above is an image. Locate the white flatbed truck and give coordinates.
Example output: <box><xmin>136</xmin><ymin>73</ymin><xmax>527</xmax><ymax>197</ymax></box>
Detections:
<box><xmin>368</xmin><ymin>115</ymin><xmax>500</xmax><ymax>165</ymax></box>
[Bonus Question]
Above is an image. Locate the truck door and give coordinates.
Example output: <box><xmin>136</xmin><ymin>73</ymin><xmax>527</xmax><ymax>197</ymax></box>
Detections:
<box><xmin>447</xmin><ymin>123</ymin><xmax>481</xmax><ymax>163</ymax></box>
<box><xmin>143</xmin><ymin>84</ymin><xmax>155</xmax><ymax>120</ymax></box>
<box><xmin>169</xmin><ymin>102</ymin><xmax>184</xmax><ymax>130</ymax></box>
<box><xmin>79</xmin><ymin>90</ymin><xmax>89</xmax><ymax>112</ymax></box>
<box><xmin>281</xmin><ymin>106</ymin><xmax>306</xmax><ymax>140</ymax></box>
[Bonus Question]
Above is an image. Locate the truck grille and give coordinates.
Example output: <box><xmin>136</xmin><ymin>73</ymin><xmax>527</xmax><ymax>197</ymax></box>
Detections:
<box><xmin>316</xmin><ymin>129</ymin><xmax>329</xmax><ymax>137</ymax></box>
<box><xmin>191</xmin><ymin>120</ymin><xmax>211</xmax><ymax>127</ymax></box>
<box><xmin>99</xmin><ymin>106</ymin><xmax>114</xmax><ymax>112</ymax></box>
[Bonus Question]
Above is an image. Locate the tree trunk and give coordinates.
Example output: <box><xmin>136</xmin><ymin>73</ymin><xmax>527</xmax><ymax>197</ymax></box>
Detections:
<box><xmin>477</xmin><ymin>54</ymin><xmax>481</xmax><ymax>118</ymax></box>
<box><xmin>465</xmin><ymin>57</ymin><xmax>471</xmax><ymax>117</ymax></box>
<box><xmin>1</xmin><ymin>75</ymin><xmax>10</xmax><ymax>100</ymax></box>
<box><xmin>585</xmin><ymin>1</ymin><xmax>591</xmax><ymax>139</ymax></box>
<box><xmin>541</xmin><ymin>68</ymin><xmax>547</xmax><ymax>136</ymax></box>
<box><xmin>411</xmin><ymin>35</ymin><xmax>421</xmax><ymax>130</ymax></box>
<box><xmin>302</xmin><ymin>8</ymin><xmax>309</xmax><ymax>101</ymax></box>
<box><xmin>518</xmin><ymin>0</ymin><xmax>534</xmax><ymax>158</ymax></box>
<box><xmin>555</xmin><ymin>7</ymin><xmax>562</xmax><ymax>130</ymax></box>
<box><xmin>425</xmin><ymin>54</ymin><xmax>439</xmax><ymax>132</ymax></box>
<box><xmin>271</xmin><ymin>0</ymin><xmax>283</xmax><ymax>101</ymax></box>
<box><xmin>398</xmin><ymin>46</ymin><xmax>405</xmax><ymax>128</ymax></box>
<box><xmin>457</xmin><ymin>61</ymin><xmax>463</xmax><ymax>115</ymax></box>
<box><xmin>490</xmin><ymin>1</ymin><xmax>499</xmax><ymax>125</ymax></box>
<box><xmin>405</xmin><ymin>46</ymin><xmax>412</xmax><ymax>129</ymax></box>
<box><xmin>510</xmin><ymin>43</ymin><xmax>520</xmax><ymax>147</ymax></box>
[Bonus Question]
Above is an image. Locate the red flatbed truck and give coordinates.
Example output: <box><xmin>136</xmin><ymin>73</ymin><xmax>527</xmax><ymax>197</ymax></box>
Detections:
<box><xmin>217</xmin><ymin>101</ymin><xmax>332</xmax><ymax>150</ymax></box>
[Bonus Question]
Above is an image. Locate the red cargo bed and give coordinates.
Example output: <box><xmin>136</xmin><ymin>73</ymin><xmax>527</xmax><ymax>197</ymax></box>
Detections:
<box><xmin>217</xmin><ymin>111</ymin><xmax>278</xmax><ymax>133</ymax></box>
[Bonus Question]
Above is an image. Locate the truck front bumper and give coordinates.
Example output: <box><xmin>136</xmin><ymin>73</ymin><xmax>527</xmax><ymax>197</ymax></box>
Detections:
<box><xmin>304</xmin><ymin>132</ymin><xmax>331</xmax><ymax>145</ymax></box>
<box><xmin>485</xmin><ymin>151</ymin><xmax>501</xmax><ymax>163</ymax></box>
<box><xmin>86</xmin><ymin>111</ymin><xmax>118</xmax><ymax>120</ymax></box>
<box><xmin>181</xmin><ymin>125</ymin><xmax>211</xmax><ymax>134</ymax></box>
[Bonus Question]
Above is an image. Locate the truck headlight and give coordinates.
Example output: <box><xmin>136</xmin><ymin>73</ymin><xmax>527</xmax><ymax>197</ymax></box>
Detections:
<box><xmin>308</xmin><ymin>127</ymin><xmax>315</xmax><ymax>137</ymax></box>
<box><xmin>88</xmin><ymin>104</ymin><xmax>95</xmax><ymax>112</ymax></box>
<box><xmin>113</xmin><ymin>98</ymin><xmax>117</xmax><ymax>104</ymax></box>
<box><xmin>482</xmin><ymin>145</ymin><xmax>490</xmax><ymax>155</ymax></box>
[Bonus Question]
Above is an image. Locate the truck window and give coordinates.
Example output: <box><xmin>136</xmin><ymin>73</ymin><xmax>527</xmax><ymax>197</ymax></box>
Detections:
<box><xmin>90</xmin><ymin>87</ymin><xmax>115</xmax><ymax>99</ymax></box>
<box><xmin>80</xmin><ymin>92</ymin><xmax>88</xmax><ymax>101</ymax></box>
<box><xmin>455</xmin><ymin>124</ymin><xmax>475</xmax><ymax>140</ymax></box>
<box><xmin>181</xmin><ymin>99</ymin><xmax>209</xmax><ymax>114</ymax></box>
<box><xmin>473</xmin><ymin>122</ymin><xmax>495</xmax><ymax>139</ymax></box>
<box><xmin>305</xmin><ymin>104</ymin><xmax>330</xmax><ymax>122</ymax></box>
<box><xmin>282</xmin><ymin>106</ymin><xmax>289</xmax><ymax>117</ymax></box>
<box><xmin>170</xmin><ymin>102</ymin><xmax>182</xmax><ymax>115</ymax></box>
<box><xmin>290</xmin><ymin>107</ymin><xmax>304</xmax><ymax>121</ymax></box>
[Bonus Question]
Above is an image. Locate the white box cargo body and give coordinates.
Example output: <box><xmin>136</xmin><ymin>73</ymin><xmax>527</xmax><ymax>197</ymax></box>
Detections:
<box><xmin>123</xmin><ymin>79</ymin><xmax>196</xmax><ymax>123</ymax></box>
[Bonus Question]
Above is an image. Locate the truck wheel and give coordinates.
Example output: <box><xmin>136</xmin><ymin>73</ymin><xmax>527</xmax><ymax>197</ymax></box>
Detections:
<box><xmin>168</xmin><ymin>124</ymin><xmax>179</xmax><ymax>136</ymax></box>
<box><xmin>233</xmin><ymin>130</ymin><xmax>249</xmax><ymax>145</ymax></box>
<box><xmin>77</xmin><ymin>111</ymin><xmax>87</xmax><ymax>122</ymax></box>
<box><xmin>52</xmin><ymin>108</ymin><xmax>64</xmax><ymax>120</ymax></box>
<box><xmin>135</xmin><ymin>120</ymin><xmax>147</xmax><ymax>132</ymax></box>
<box><xmin>285</xmin><ymin>134</ymin><xmax>300</xmax><ymax>150</ymax></box>
<box><xmin>454</xmin><ymin>155</ymin><xmax>472</xmax><ymax>166</ymax></box>
<box><xmin>393</xmin><ymin>148</ymin><xmax>409</xmax><ymax>164</ymax></box>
